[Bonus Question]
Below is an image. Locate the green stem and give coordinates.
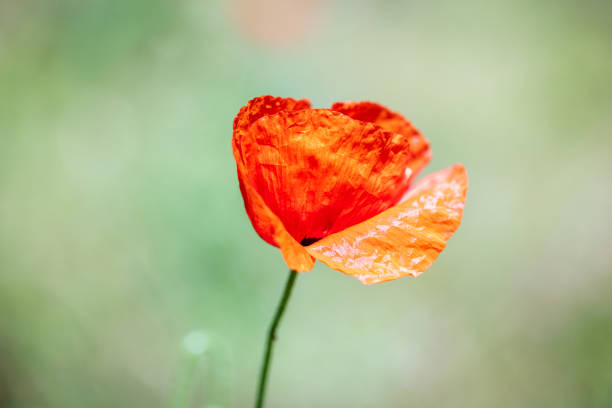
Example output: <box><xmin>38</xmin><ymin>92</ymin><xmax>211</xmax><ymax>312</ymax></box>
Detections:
<box><xmin>255</xmin><ymin>269</ymin><xmax>298</xmax><ymax>408</ymax></box>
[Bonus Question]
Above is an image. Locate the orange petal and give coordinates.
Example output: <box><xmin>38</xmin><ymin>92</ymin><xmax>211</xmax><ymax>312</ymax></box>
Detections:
<box><xmin>235</xmin><ymin>163</ymin><xmax>314</xmax><ymax>272</ymax></box>
<box><xmin>234</xmin><ymin>95</ymin><xmax>311</xmax><ymax>166</ymax></box>
<box><xmin>331</xmin><ymin>101</ymin><xmax>431</xmax><ymax>183</ymax></box>
<box><xmin>240</xmin><ymin>109</ymin><xmax>420</xmax><ymax>244</ymax></box>
<box><xmin>305</xmin><ymin>164</ymin><xmax>468</xmax><ymax>285</ymax></box>
<box><xmin>233</xmin><ymin>96</ymin><xmax>314</xmax><ymax>271</ymax></box>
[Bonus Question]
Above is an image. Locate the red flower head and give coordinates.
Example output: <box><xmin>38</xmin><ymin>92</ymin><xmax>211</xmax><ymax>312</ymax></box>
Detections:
<box><xmin>233</xmin><ymin>96</ymin><xmax>468</xmax><ymax>284</ymax></box>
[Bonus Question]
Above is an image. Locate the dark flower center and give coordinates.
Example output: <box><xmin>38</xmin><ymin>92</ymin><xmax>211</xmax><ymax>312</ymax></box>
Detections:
<box><xmin>300</xmin><ymin>237</ymin><xmax>321</xmax><ymax>246</ymax></box>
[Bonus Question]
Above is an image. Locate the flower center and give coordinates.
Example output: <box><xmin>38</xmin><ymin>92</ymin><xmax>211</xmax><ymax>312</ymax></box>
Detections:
<box><xmin>300</xmin><ymin>237</ymin><xmax>321</xmax><ymax>246</ymax></box>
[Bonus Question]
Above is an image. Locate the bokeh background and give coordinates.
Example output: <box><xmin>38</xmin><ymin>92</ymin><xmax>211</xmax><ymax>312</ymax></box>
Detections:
<box><xmin>1</xmin><ymin>0</ymin><xmax>612</xmax><ymax>407</ymax></box>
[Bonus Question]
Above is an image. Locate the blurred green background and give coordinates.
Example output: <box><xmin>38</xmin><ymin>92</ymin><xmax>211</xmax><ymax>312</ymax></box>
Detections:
<box><xmin>1</xmin><ymin>0</ymin><xmax>612</xmax><ymax>407</ymax></box>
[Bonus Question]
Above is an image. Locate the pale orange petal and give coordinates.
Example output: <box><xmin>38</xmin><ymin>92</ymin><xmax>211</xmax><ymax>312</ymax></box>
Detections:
<box><xmin>306</xmin><ymin>164</ymin><xmax>468</xmax><ymax>284</ymax></box>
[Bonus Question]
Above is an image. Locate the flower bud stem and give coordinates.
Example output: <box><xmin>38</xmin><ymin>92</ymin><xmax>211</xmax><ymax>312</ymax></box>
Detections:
<box><xmin>255</xmin><ymin>269</ymin><xmax>298</xmax><ymax>408</ymax></box>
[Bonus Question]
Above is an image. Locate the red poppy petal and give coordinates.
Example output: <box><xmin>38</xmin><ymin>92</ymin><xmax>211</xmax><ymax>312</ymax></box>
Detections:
<box><xmin>305</xmin><ymin>164</ymin><xmax>468</xmax><ymax>285</ymax></box>
<box><xmin>234</xmin><ymin>95</ymin><xmax>311</xmax><ymax>165</ymax></box>
<box><xmin>235</xmin><ymin>160</ymin><xmax>314</xmax><ymax>272</ymax></box>
<box><xmin>331</xmin><ymin>101</ymin><xmax>431</xmax><ymax>183</ymax></box>
<box><xmin>240</xmin><ymin>109</ymin><xmax>420</xmax><ymax>244</ymax></box>
<box><xmin>233</xmin><ymin>96</ymin><xmax>314</xmax><ymax>271</ymax></box>
<box><xmin>234</xmin><ymin>95</ymin><xmax>311</xmax><ymax>134</ymax></box>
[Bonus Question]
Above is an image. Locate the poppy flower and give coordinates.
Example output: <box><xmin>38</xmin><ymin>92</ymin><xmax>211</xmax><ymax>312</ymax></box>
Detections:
<box><xmin>233</xmin><ymin>96</ymin><xmax>468</xmax><ymax>285</ymax></box>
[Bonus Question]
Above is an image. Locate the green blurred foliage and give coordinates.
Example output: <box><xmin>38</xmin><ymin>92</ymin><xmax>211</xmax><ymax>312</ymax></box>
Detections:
<box><xmin>1</xmin><ymin>0</ymin><xmax>611</xmax><ymax>407</ymax></box>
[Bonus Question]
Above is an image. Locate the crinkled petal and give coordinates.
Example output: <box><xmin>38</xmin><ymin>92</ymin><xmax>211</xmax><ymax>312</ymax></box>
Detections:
<box><xmin>305</xmin><ymin>164</ymin><xmax>468</xmax><ymax>284</ymax></box>
<box><xmin>331</xmin><ymin>101</ymin><xmax>431</xmax><ymax>183</ymax></box>
<box><xmin>235</xmin><ymin>161</ymin><xmax>314</xmax><ymax>272</ymax></box>
<box><xmin>234</xmin><ymin>95</ymin><xmax>311</xmax><ymax>168</ymax></box>
<box><xmin>232</xmin><ymin>96</ymin><xmax>314</xmax><ymax>271</ymax></box>
<box><xmin>240</xmin><ymin>109</ymin><xmax>419</xmax><ymax>244</ymax></box>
